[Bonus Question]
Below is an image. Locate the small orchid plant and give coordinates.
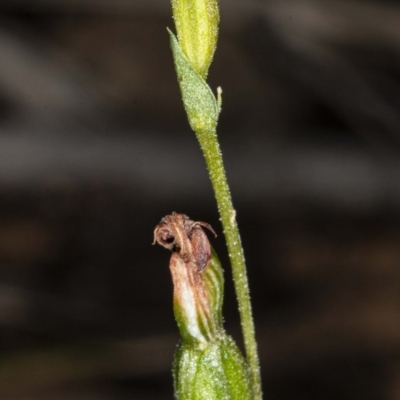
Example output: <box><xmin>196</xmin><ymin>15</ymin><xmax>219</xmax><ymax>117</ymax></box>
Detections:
<box><xmin>154</xmin><ymin>1</ymin><xmax>263</xmax><ymax>399</ymax></box>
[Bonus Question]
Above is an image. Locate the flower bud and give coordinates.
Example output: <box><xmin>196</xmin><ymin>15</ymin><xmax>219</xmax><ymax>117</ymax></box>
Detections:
<box><xmin>171</xmin><ymin>0</ymin><xmax>219</xmax><ymax>78</ymax></box>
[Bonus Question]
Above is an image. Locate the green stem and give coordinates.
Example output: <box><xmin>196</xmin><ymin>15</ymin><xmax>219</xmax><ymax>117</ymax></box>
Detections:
<box><xmin>195</xmin><ymin>128</ymin><xmax>262</xmax><ymax>400</ymax></box>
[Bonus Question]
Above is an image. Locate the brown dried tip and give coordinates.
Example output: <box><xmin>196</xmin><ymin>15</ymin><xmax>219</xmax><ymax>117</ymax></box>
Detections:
<box><xmin>153</xmin><ymin>212</ymin><xmax>216</xmax><ymax>271</ymax></box>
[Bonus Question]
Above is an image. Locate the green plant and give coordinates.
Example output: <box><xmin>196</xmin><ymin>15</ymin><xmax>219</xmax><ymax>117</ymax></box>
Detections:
<box><xmin>154</xmin><ymin>0</ymin><xmax>262</xmax><ymax>398</ymax></box>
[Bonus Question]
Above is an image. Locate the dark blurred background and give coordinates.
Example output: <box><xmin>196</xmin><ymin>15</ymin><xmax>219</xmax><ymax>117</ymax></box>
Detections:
<box><xmin>0</xmin><ymin>0</ymin><xmax>400</xmax><ymax>399</ymax></box>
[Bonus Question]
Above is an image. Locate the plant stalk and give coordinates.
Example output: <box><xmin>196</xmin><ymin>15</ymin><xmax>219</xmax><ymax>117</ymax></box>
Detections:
<box><xmin>195</xmin><ymin>128</ymin><xmax>262</xmax><ymax>400</ymax></box>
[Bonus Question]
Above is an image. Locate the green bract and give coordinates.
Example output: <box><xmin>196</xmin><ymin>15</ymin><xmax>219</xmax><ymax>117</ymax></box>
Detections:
<box><xmin>174</xmin><ymin>336</ymin><xmax>252</xmax><ymax>400</ymax></box>
<box><xmin>169</xmin><ymin>30</ymin><xmax>220</xmax><ymax>133</ymax></box>
<box><xmin>171</xmin><ymin>0</ymin><xmax>219</xmax><ymax>78</ymax></box>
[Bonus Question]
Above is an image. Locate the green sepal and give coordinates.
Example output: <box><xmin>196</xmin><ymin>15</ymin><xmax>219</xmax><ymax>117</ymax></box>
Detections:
<box><xmin>202</xmin><ymin>248</ymin><xmax>224</xmax><ymax>332</ymax></box>
<box><xmin>168</xmin><ymin>29</ymin><xmax>220</xmax><ymax>133</ymax></box>
<box><xmin>173</xmin><ymin>334</ymin><xmax>253</xmax><ymax>400</ymax></box>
